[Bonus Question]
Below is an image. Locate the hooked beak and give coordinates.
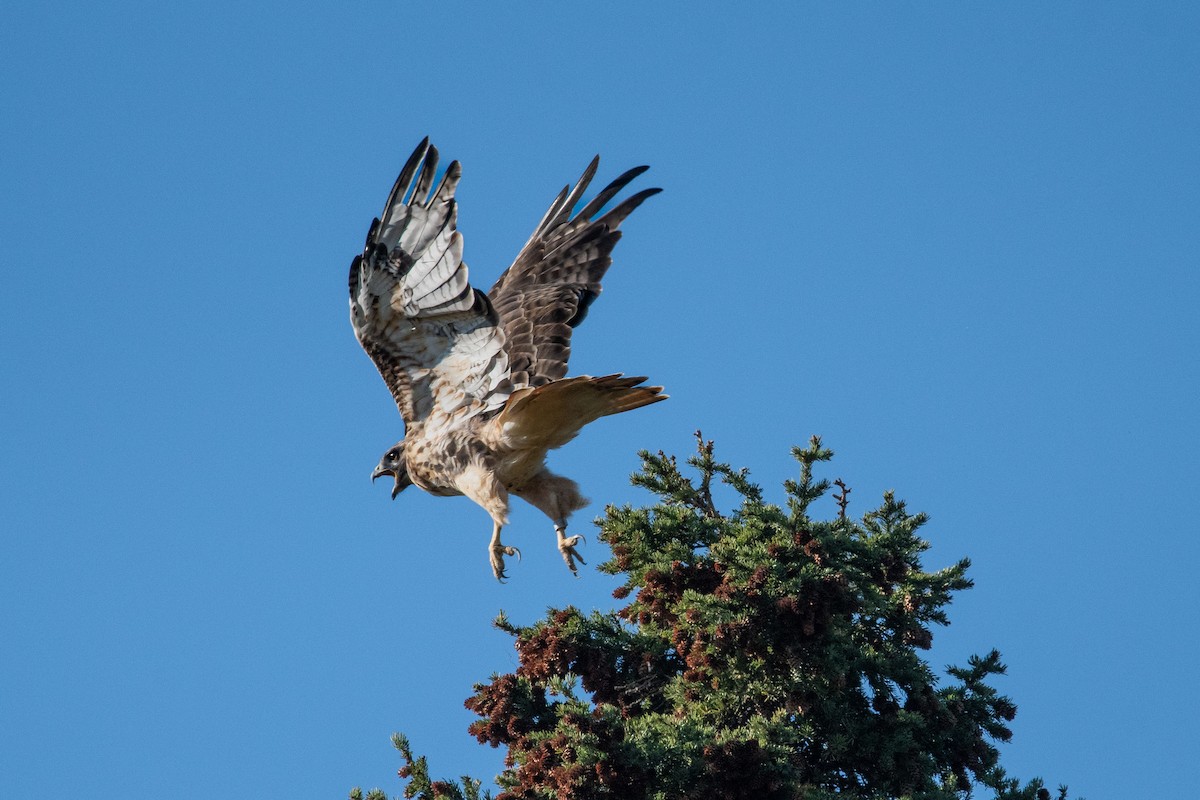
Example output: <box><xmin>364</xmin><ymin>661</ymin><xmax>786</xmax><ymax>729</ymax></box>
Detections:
<box><xmin>372</xmin><ymin>464</ymin><xmax>405</xmax><ymax>500</ymax></box>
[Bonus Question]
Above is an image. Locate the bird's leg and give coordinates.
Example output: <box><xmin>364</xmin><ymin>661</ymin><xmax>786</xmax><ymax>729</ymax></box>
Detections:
<box><xmin>489</xmin><ymin>520</ymin><xmax>521</xmax><ymax>582</ymax></box>
<box><xmin>456</xmin><ymin>464</ymin><xmax>516</xmax><ymax>581</ymax></box>
<box><xmin>555</xmin><ymin>519</ymin><xmax>586</xmax><ymax>577</ymax></box>
<box><xmin>512</xmin><ymin>470</ymin><xmax>590</xmax><ymax>578</ymax></box>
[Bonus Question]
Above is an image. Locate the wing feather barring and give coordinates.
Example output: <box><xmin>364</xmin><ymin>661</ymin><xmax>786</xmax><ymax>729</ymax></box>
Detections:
<box><xmin>350</xmin><ymin>138</ymin><xmax>665</xmax><ymax>581</ymax></box>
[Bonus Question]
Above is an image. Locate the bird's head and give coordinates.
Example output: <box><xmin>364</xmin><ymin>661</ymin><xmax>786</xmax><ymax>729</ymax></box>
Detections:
<box><xmin>371</xmin><ymin>442</ymin><xmax>413</xmax><ymax>500</ymax></box>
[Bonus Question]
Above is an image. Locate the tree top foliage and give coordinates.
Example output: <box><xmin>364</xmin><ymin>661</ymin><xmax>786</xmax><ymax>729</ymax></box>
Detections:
<box><xmin>354</xmin><ymin>434</ymin><xmax>1071</xmax><ymax>800</ymax></box>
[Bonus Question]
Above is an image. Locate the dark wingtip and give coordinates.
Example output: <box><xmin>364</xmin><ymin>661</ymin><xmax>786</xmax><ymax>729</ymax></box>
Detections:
<box><xmin>577</xmin><ymin>165</ymin><xmax>656</xmax><ymax>221</ymax></box>
<box><xmin>597</xmin><ymin>186</ymin><xmax>662</xmax><ymax>228</ymax></box>
<box><xmin>560</xmin><ymin>157</ymin><xmax>601</xmax><ymax>221</ymax></box>
<box><xmin>384</xmin><ymin>138</ymin><xmax>433</xmax><ymax>214</ymax></box>
<box><xmin>348</xmin><ymin>253</ymin><xmax>363</xmax><ymax>296</ymax></box>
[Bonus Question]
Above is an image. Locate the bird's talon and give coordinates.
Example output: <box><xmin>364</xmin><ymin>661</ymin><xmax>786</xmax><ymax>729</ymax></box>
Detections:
<box><xmin>557</xmin><ymin>539</ymin><xmax>587</xmax><ymax>577</ymax></box>
<box><xmin>491</xmin><ymin>544</ymin><xmax>520</xmax><ymax>582</ymax></box>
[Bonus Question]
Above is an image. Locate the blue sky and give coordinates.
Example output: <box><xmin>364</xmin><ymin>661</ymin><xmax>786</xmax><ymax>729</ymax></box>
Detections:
<box><xmin>2</xmin><ymin>2</ymin><xmax>1198</xmax><ymax>798</ymax></box>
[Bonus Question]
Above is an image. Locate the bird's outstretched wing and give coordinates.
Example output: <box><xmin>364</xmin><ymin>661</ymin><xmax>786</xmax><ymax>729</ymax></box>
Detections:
<box><xmin>350</xmin><ymin>139</ymin><xmax>512</xmax><ymax>430</ymax></box>
<box><xmin>487</xmin><ymin>158</ymin><xmax>660</xmax><ymax>390</ymax></box>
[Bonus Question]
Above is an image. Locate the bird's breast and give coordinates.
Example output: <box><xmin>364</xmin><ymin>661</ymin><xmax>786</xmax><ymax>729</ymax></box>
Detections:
<box><xmin>403</xmin><ymin>426</ymin><xmax>491</xmax><ymax>497</ymax></box>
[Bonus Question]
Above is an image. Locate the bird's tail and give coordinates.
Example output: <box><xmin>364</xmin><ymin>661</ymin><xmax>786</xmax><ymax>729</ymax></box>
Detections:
<box><xmin>580</xmin><ymin>373</ymin><xmax>668</xmax><ymax>417</ymax></box>
<box><xmin>491</xmin><ymin>374</ymin><xmax>667</xmax><ymax>451</ymax></box>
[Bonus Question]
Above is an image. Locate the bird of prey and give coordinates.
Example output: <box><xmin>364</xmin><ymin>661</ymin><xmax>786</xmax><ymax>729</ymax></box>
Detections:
<box><xmin>350</xmin><ymin>138</ymin><xmax>665</xmax><ymax>580</ymax></box>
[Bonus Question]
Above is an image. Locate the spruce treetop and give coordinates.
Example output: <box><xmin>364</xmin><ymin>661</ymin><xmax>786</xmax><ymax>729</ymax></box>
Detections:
<box><xmin>355</xmin><ymin>434</ymin><xmax>1070</xmax><ymax>800</ymax></box>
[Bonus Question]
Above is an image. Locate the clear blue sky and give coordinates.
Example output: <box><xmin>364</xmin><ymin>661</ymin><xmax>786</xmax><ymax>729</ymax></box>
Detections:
<box><xmin>3</xmin><ymin>3</ymin><xmax>1197</xmax><ymax>798</ymax></box>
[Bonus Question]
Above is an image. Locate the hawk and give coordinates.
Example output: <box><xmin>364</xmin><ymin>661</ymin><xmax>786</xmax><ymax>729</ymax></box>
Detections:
<box><xmin>350</xmin><ymin>138</ymin><xmax>665</xmax><ymax>580</ymax></box>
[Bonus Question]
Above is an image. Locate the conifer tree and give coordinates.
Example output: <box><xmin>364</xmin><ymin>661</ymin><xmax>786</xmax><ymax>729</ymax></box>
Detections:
<box><xmin>352</xmin><ymin>434</ymin><xmax>1071</xmax><ymax>800</ymax></box>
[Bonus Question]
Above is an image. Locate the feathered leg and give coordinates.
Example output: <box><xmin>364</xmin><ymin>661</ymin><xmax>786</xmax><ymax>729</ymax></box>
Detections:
<box><xmin>457</xmin><ymin>465</ymin><xmax>519</xmax><ymax>581</ymax></box>
<box><xmin>514</xmin><ymin>470</ymin><xmax>590</xmax><ymax>577</ymax></box>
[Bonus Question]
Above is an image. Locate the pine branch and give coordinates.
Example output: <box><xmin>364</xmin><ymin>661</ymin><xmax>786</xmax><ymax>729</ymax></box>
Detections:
<box><xmin>785</xmin><ymin>435</ymin><xmax>833</xmax><ymax>522</ymax></box>
<box><xmin>833</xmin><ymin>479</ymin><xmax>851</xmax><ymax>519</ymax></box>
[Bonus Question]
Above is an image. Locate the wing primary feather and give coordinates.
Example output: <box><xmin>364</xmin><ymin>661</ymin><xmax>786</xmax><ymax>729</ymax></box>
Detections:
<box><xmin>409</xmin><ymin>229</ymin><xmax>465</xmax><ymax>303</ymax></box>
<box><xmin>403</xmin><ymin>213</ymin><xmax>458</xmax><ymax>288</ymax></box>
<box><xmin>410</xmin><ymin>144</ymin><xmax>439</xmax><ymax>206</ymax></box>
<box><xmin>557</xmin><ymin>155</ymin><xmax>600</xmax><ymax>224</ymax></box>
<box><xmin>382</xmin><ymin>138</ymin><xmax>430</xmax><ymax>217</ymax></box>
<box><xmin>348</xmin><ymin>253</ymin><xmax>363</xmax><ymax>296</ymax></box>
<box><xmin>576</xmin><ymin>165</ymin><xmax>651</xmax><ymax>220</ymax></box>
<box><xmin>429</xmin><ymin>160</ymin><xmax>462</xmax><ymax>207</ymax></box>
<box><xmin>531</xmin><ymin>185</ymin><xmax>571</xmax><ymax>239</ymax></box>
<box><xmin>596</xmin><ymin>186</ymin><xmax>663</xmax><ymax>228</ymax></box>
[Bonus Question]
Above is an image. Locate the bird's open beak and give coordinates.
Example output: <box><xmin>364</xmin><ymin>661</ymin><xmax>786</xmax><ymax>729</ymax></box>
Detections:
<box><xmin>372</xmin><ymin>465</ymin><xmax>405</xmax><ymax>500</ymax></box>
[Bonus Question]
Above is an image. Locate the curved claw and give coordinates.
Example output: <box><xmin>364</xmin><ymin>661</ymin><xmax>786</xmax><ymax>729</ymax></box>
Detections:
<box><xmin>556</xmin><ymin>535</ymin><xmax>587</xmax><ymax>578</ymax></box>
<box><xmin>491</xmin><ymin>544</ymin><xmax>522</xmax><ymax>582</ymax></box>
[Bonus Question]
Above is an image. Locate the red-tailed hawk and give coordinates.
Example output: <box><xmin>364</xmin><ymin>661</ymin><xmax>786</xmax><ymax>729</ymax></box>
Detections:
<box><xmin>350</xmin><ymin>139</ymin><xmax>665</xmax><ymax>580</ymax></box>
